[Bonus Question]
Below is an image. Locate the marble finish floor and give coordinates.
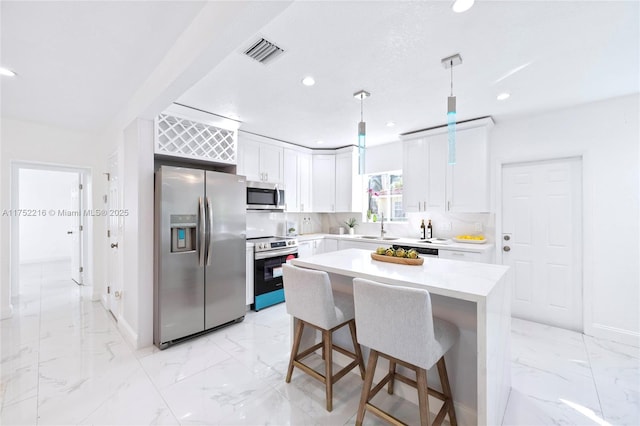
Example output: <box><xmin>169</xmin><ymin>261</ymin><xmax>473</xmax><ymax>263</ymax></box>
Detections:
<box><xmin>1</xmin><ymin>261</ymin><xmax>639</xmax><ymax>425</ymax></box>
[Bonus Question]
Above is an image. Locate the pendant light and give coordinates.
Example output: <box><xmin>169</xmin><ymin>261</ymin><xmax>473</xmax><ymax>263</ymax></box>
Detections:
<box><xmin>354</xmin><ymin>90</ymin><xmax>370</xmax><ymax>175</ymax></box>
<box><xmin>441</xmin><ymin>54</ymin><xmax>462</xmax><ymax>165</ymax></box>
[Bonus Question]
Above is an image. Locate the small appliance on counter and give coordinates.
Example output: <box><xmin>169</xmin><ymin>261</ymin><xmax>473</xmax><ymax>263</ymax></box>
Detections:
<box><xmin>249</xmin><ymin>236</ymin><xmax>298</xmax><ymax>310</ymax></box>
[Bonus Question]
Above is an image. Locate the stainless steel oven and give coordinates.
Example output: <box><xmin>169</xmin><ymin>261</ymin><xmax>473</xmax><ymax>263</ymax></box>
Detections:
<box><xmin>246</xmin><ymin>181</ymin><xmax>285</xmax><ymax>211</ymax></box>
<box><xmin>250</xmin><ymin>237</ymin><xmax>298</xmax><ymax>310</ymax></box>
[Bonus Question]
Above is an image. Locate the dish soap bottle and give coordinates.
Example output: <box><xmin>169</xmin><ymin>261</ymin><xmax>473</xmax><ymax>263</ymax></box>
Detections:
<box><xmin>420</xmin><ymin>219</ymin><xmax>426</xmax><ymax>240</ymax></box>
<box><xmin>427</xmin><ymin>219</ymin><xmax>433</xmax><ymax>239</ymax></box>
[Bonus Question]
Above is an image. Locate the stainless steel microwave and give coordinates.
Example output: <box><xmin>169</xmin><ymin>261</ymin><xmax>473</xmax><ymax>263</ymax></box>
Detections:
<box><xmin>246</xmin><ymin>181</ymin><xmax>285</xmax><ymax>210</ymax></box>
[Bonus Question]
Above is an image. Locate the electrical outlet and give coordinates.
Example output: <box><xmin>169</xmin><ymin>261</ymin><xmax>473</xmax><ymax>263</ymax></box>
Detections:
<box><xmin>474</xmin><ymin>222</ymin><xmax>483</xmax><ymax>233</ymax></box>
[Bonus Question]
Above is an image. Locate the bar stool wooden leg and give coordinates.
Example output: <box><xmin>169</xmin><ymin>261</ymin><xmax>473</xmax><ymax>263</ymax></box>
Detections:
<box><xmin>437</xmin><ymin>357</ymin><xmax>458</xmax><ymax>426</ymax></box>
<box><xmin>387</xmin><ymin>360</ymin><xmax>396</xmax><ymax>395</ymax></box>
<box><xmin>348</xmin><ymin>320</ymin><xmax>366</xmax><ymax>379</ymax></box>
<box><xmin>286</xmin><ymin>319</ymin><xmax>304</xmax><ymax>383</ymax></box>
<box><xmin>356</xmin><ymin>349</ymin><xmax>379</xmax><ymax>426</ymax></box>
<box><xmin>324</xmin><ymin>329</ymin><xmax>334</xmax><ymax>412</ymax></box>
<box><xmin>416</xmin><ymin>367</ymin><xmax>431</xmax><ymax>426</ymax></box>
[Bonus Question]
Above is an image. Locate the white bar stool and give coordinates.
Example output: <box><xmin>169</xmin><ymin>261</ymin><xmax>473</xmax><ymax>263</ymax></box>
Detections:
<box><xmin>282</xmin><ymin>264</ymin><xmax>366</xmax><ymax>411</ymax></box>
<box><xmin>353</xmin><ymin>278</ymin><xmax>459</xmax><ymax>426</ymax></box>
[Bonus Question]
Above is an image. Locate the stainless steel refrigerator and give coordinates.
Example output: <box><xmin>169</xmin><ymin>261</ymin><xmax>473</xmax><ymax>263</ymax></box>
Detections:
<box><xmin>154</xmin><ymin>166</ymin><xmax>246</xmax><ymax>349</ymax></box>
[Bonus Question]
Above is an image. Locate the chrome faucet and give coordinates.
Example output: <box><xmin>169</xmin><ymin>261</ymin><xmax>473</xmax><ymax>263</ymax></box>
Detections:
<box><xmin>380</xmin><ymin>213</ymin><xmax>386</xmax><ymax>237</ymax></box>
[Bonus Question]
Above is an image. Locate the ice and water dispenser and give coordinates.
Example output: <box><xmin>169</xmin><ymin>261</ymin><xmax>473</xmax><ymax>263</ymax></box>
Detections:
<box><xmin>170</xmin><ymin>214</ymin><xmax>197</xmax><ymax>252</ymax></box>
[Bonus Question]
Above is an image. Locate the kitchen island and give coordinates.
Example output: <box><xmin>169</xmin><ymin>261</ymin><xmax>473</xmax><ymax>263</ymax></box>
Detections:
<box><xmin>290</xmin><ymin>248</ymin><xmax>511</xmax><ymax>426</ymax></box>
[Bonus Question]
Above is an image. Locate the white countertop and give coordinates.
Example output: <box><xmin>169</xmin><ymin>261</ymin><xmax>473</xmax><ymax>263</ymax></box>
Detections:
<box><xmin>297</xmin><ymin>233</ymin><xmax>494</xmax><ymax>253</ymax></box>
<box><xmin>291</xmin><ymin>248</ymin><xmax>509</xmax><ymax>302</ymax></box>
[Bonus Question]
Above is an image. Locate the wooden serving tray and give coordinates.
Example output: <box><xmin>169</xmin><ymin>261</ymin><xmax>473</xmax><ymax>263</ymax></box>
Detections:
<box><xmin>371</xmin><ymin>253</ymin><xmax>424</xmax><ymax>265</ymax></box>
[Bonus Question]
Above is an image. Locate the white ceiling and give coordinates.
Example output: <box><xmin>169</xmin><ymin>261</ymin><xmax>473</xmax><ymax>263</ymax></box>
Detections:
<box><xmin>0</xmin><ymin>1</ymin><xmax>206</xmax><ymax>131</ymax></box>
<box><xmin>1</xmin><ymin>1</ymin><xmax>638</xmax><ymax>148</ymax></box>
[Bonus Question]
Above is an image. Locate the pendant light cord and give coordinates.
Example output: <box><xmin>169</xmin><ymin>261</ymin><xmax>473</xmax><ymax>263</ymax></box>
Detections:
<box><xmin>360</xmin><ymin>96</ymin><xmax>364</xmax><ymax>122</ymax></box>
<box><xmin>450</xmin><ymin>59</ymin><xmax>454</xmax><ymax>96</ymax></box>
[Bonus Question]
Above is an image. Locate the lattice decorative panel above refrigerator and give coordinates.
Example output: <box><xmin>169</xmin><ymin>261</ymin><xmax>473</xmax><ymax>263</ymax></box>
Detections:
<box><xmin>155</xmin><ymin>113</ymin><xmax>237</xmax><ymax>164</ymax></box>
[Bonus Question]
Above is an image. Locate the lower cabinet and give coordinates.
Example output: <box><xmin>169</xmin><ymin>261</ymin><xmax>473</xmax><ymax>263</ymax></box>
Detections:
<box><xmin>246</xmin><ymin>246</ymin><xmax>254</xmax><ymax>305</ymax></box>
<box><xmin>298</xmin><ymin>238</ymin><xmax>325</xmax><ymax>258</ymax></box>
<box><xmin>323</xmin><ymin>238</ymin><xmax>338</xmax><ymax>253</ymax></box>
<box><xmin>438</xmin><ymin>249</ymin><xmax>492</xmax><ymax>263</ymax></box>
<box><xmin>338</xmin><ymin>239</ymin><xmax>381</xmax><ymax>252</ymax></box>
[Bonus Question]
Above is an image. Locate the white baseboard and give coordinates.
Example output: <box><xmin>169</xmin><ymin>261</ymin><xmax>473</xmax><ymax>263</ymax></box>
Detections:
<box><xmin>118</xmin><ymin>315</ymin><xmax>140</xmax><ymax>349</ymax></box>
<box><xmin>589</xmin><ymin>323</ymin><xmax>640</xmax><ymax>348</ymax></box>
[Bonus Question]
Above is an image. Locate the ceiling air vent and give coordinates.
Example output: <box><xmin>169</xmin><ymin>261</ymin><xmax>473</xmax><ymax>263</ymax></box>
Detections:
<box><xmin>243</xmin><ymin>38</ymin><xmax>284</xmax><ymax>64</ymax></box>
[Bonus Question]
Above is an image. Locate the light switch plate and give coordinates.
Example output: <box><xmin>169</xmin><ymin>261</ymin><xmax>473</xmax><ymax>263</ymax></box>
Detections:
<box><xmin>474</xmin><ymin>223</ymin><xmax>483</xmax><ymax>232</ymax></box>
<box><xmin>440</xmin><ymin>222</ymin><xmax>452</xmax><ymax>231</ymax></box>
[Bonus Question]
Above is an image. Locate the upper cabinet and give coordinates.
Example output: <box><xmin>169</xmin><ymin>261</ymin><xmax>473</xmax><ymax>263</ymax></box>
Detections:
<box><xmin>402</xmin><ymin>118</ymin><xmax>494</xmax><ymax>213</ymax></box>
<box><xmin>312</xmin><ymin>147</ymin><xmax>361</xmax><ymax>213</ymax></box>
<box><xmin>284</xmin><ymin>148</ymin><xmax>312</xmax><ymax>212</ymax></box>
<box><xmin>312</xmin><ymin>154</ymin><xmax>336</xmax><ymax>212</ymax></box>
<box><xmin>237</xmin><ymin>133</ymin><xmax>283</xmax><ymax>184</ymax></box>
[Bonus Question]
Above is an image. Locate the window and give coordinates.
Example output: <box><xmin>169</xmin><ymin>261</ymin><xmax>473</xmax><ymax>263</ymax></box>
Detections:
<box><xmin>365</xmin><ymin>171</ymin><xmax>405</xmax><ymax>222</ymax></box>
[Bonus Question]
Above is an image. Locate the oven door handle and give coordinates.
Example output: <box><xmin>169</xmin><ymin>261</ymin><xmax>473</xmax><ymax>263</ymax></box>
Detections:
<box><xmin>254</xmin><ymin>247</ymin><xmax>298</xmax><ymax>260</ymax></box>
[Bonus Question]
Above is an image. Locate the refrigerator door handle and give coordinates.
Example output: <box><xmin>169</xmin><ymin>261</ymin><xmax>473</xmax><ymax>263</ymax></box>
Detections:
<box><xmin>206</xmin><ymin>197</ymin><xmax>214</xmax><ymax>266</ymax></box>
<box><xmin>198</xmin><ymin>196</ymin><xmax>206</xmax><ymax>267</ymax></box>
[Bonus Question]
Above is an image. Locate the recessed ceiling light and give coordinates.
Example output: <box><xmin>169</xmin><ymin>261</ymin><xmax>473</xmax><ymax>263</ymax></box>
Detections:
<box><xmin>452</xmin><ymin>0</ymin><xmax>475</xmax><ymax>13</ymax></box>
<box><xmin>386</xmin><ymin>121</ymin><xmax>396</xmax><ymax>127</ymax></box>
<box><xmin>0</xmin><ymin>67</ymin><xmax>17</xmax><ymax>77</ymax></box>
<box><xmin>302</xmin><ymin>76</ymin><xmax>315</xmax><ymax>86</ymax></box>
<box><xmin>316</xmin><ymin>140</ymin><xmax>324</xmax><ymax>144</ymax></box>
<box><xmin>497</xmin><ymin>92</ymin><xmax>511</xmax><ymax>101</ymax></box>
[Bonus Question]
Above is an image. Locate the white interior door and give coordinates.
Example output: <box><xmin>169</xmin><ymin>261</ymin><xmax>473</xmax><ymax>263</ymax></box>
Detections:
<box><xmin>70</xmin><ymin>174</ymin><xmax>83</xmax><ymax>284</ymax></box>
<box><xmin>107</xmin><ymin>154</ymin><xmax>122</xmax><ymax>319</ymax></box>
<box><xmin>501</xmin><ymin>157</ymin><xmax>583</xmax><ymax>331</ymax></box>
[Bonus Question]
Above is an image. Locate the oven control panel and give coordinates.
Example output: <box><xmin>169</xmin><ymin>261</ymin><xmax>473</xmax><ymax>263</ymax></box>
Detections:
<box><xmin>254</xmin><ymin>238</ymin><xmax>298</xmax><ymax>252</ymax></box>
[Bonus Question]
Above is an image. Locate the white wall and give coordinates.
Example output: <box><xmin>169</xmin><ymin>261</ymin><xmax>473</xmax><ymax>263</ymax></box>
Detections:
<box><xmin>491</xmin><ymin>94</ymin><xmax>639</xmax><ymax>346</ymax></box>
<box><xmin>117</xmin><ymin>118</ymin><xmax>154</xmax><ymax>348</ymax></box>
<box><xmin>0</xmin><ymin>117</ymin><xmax>109</xmax><ymax>306</ymax></box>
<box><xmin>18</xmin><ymin>169</ymin><xmax>78</xmax><ymax>263</ymax></box>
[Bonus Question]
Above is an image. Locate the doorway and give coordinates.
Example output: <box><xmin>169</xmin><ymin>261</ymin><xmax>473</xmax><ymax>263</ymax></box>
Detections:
<box><xmin>500</xmin><ymin>157</ymin><xmax>583</xmax><ymax>331</ymax></box>
<box><xmin>10</xmin><ymin>162</ymin><xmax>91</xmax><ymax>299</ymax></box>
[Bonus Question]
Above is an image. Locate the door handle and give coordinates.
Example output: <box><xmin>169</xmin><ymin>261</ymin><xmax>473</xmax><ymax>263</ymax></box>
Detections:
<box><xmin>503</xmin><ymin>246</ymin><xmax>511</xmax><ymax>252</ymax></box>
<box><xmin>198</xmin><ymin>197</ymin><xmax>205</xmax><ymax>267</ymax></box>
<box><xmin>206</xmin><ymin>197</ymin><xmax>213</xmax><ymax>266</ymax></box>
<box><xmin>111</xmin><ymin>243</ymin><xmax>118</xmax><ymax>249</ymax></box>
<box><xmin>67</xmin><ymin>231</ymin><xmax>73</xmax><ymax>234</ymax></box>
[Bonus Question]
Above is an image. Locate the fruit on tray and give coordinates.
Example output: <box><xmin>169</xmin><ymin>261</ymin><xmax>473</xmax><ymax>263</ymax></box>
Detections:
<box><xmin>375</xmin><ymin>247</ymin><xmax>420</xmax><ymax>259</ymax></box>
<box><xmin>455</xmin><ymin>235</ymin><xmax>485</xmax><ymax>241</ymax></box>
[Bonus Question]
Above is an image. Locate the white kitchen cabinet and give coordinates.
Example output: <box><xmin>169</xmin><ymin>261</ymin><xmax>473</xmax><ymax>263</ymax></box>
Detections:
<box><xmin>338</xmin><ymin>239</ymin><xmax>380</xmax><ymax>252</ymax></box>
<box><xmin>284</xmin><ymin>148</ymin><xmax>312</xmax><ymax>212</ymax></box>
<box><xmin>237</xmin><ymin>134</ymin><xmax>283</xmax><ymax>184</ymax></box>
<box><xmin>402</xmin><ymin>118</ymin><xmax>493</xmax><ymax>213</ymax></box>
<box><xmin>335</xmin><ymin>149</ymin><xmax>361</xmax><ymax>212</ymax></box>
<box><xmin>312</xmin><ymin>147</ymin><xmax>360</xmax><ymax>213</ymax></box>
<box><xmin>246</xmin><ymin>245</ymin><xmax>254</xmax><ymax>306</ymax></box>
<box><xmin>323</xmin><ymin>238</ymin><xmax>338</xmax><ymax>253</ymax></box>
<box><xmin>438</xmin><ymin>248</ymin><xmax>493</xmax><ymax>263</ymax></box>
<box><xmin>312</xmin><ymin>155</ymin><xmax>336</xmax><ymax>212</ymax></box>
<box><xmin>297</xmin><ymin>238</ymin><xmax>324</xmax><ymax>258</ymax></box>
